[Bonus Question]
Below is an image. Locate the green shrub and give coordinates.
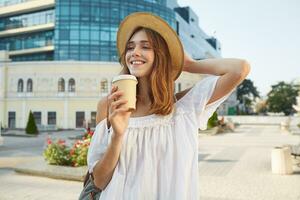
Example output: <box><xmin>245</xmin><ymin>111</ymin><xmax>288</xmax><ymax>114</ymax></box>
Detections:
<box><xmin>43</xmin><ymin>138</ymin><xmax>72</xmax><ymax>166</ymax></box>
<box><xmin>70</xmin><ymin>139</ymin><xmax>89</xmax><ymax>167</ymax></box>
<box><xmin>25</xmin><ymin>111</ymin><xmax>38</xmax><ymax>135</ymax></box>
<box><xmin>207</xmin><ymin>111</ymin><xmax>218</xmax><ymax>129</ymax></box>
<box><xmin>43</xmin><ymin>129</ymin><xmax>94</xmax><ymax>167</ymax></box>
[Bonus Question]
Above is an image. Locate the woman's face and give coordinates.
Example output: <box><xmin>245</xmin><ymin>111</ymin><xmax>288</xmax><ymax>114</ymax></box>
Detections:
<box><xmin>125</xmin><ymin>30</ymin><xmax>155</xmax><ymax>78</ymax></box>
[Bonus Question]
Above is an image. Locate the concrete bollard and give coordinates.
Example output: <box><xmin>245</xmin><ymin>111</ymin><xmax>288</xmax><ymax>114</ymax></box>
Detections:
<box><xmin>271</xmin><ymin>146</ymin><xmax>293</xmax><ymax>175</ymax></box>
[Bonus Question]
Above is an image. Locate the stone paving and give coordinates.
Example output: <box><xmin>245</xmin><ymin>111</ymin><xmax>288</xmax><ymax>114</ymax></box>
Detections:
<box><xmin>0</xmin><ymin>125</ymin><xmax>299</xmax><ymax>200</ymax></box>
<box><xmin>198</xmin><ymin>125</ymin><xmax>300</xmax><ymax>200</ymax></box>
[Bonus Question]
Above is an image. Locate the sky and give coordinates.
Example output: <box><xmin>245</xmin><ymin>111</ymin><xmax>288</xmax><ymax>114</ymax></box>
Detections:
<box><xmin>177</xmin><ymin>0</ymin><xmax>300</xmax><ymax>96</ymax></box>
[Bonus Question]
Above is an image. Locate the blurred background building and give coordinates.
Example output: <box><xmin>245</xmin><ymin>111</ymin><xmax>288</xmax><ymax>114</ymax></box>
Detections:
<box><xmin>0</xmin><ymin>0</ymin><xmax>236</xmax><ymax>130</ymax></box>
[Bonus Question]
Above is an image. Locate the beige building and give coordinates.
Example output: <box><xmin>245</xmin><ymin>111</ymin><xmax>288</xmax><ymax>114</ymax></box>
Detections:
<box><xmin>0</xmin><ymin>51</ymin><xmax>203</xmax><ymax>130</ymax></box>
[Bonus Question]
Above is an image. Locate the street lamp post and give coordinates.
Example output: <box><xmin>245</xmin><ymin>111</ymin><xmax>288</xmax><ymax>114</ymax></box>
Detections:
<box><xmin>0</xmin><ymin>121</ymin><xmax>3</xmax><ymax>145</ymax></box>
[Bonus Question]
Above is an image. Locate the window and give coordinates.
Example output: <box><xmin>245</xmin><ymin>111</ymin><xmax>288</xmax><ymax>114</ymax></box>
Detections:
<box><xmin>58</xmin><ymin>78</ymin><xmax>65</xmax><ymax>92</ymax></box>
<box><xmin>59</xmin><ymin>30</ymin><xmax>70</xmax><ymax>40</ymax></box>
<box><xmin>100</xmin><ymin>30</ymin><xmax>109</xmax><ymax>41</ymax></box>
<box><xmin>27</xmin><ymin>78</ymin><xmax>33</xmax><ymax>92</ymax></box>
<box><xmin>76</xmin><ymin>111</ymin><xmax>85</xmax><ymax>128</ymax></box>
<box><xmin>48</xmin><ymin>112</ymin><xmax>56</xmax><ymax>125</ymax></box>
<box><xmin>33</xmin><ymin>112</ymin><xmax>41</xmax><ymax>125</ymax></box>
<box><xmin>17</xmin><ymin>79</ymin><xmax>23</xmax><ymax>92</ymax></box>
<box><xmin>8</xmin><ymin>111</ymin><xmax>16</xmax><ymax>128</ymax></box>
<box><xmin>90</xmin><ymin>111</ymin><xmax>96</xmax><ymax>128</ymax></box>
<box><xmin>100</xmin><ymin>78</ymin><xmax>108</xmax><ymax>93</ymax></box>
<box><xmin>68</xmin><ymin>78</ymin><xmax>75</xmax><ymax>92</ymax></box>
<box><xmin>80</xmin><ymin>30</ymin><xmax>89</xmax><ymax>40</ymax></box>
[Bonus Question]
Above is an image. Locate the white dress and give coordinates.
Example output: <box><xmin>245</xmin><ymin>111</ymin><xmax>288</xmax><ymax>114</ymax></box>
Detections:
<box><xmin>87</xmin><ymin>76</ymin><xmax>232</xmax><ymax>200</ymax></box>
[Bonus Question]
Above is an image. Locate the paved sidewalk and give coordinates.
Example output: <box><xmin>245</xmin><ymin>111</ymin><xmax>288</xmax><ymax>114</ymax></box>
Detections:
<box><xmin>199</xmin><ymin>125</ymin><xmax>300</xmax><ymax>200</ymax></box>
<box><xmin>0</xmin><ymin>168</ymin><xmax>82</xmax><ymax>200</ymax></box>
<box><xmin>0</xmin><ymin>125</ymin><xmax>299</xmax><ymax>199</ymax></box>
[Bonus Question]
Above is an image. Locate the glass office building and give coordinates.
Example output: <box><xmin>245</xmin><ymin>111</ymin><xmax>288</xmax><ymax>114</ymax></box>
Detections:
<box><xmin>0</xmin><ymin>0</ymin><xmax>220</xmax><ymax>62</ymax></box>
<box><xmin>54</xmin><ymin>0</ymin><xmax>175</xmax><ymax>61</ymax></box>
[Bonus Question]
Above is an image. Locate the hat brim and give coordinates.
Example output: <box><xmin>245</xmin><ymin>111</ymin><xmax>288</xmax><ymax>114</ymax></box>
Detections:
<box><xmin>117</xmin><ymin>12</ymin><xmax>184</xmax><ymax>80</ymax></box>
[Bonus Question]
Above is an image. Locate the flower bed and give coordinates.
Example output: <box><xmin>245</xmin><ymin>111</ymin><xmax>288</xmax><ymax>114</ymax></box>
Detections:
<box><xmin>43</xmin><ymin>129</ymin><xmax>94</xmax><ymax>167</ymax></box>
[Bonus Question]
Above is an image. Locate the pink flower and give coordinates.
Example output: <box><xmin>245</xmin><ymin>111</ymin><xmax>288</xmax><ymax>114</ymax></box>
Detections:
<box><xmin>70</xmin><ymin>149</ymin><xmax>75</xmax><ymax>155</ymax></box>
<box><xmin>58</xmin><ymin>139</ymin><xmax>65</xmax><ymax>144</ymax></box>
<box><xmin>46</xmin><ymin>137</ymin><xmax>52</xmax><ymax>145</ymax></box>
<box><xmin>88</xmin><ymin>131</ymin><xmax>94</xmax><ymax>136</ymax></box>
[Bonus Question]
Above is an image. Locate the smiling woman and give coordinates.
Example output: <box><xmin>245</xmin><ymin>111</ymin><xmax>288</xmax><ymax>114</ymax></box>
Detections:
<box><xmin>120</xmin><ymin>27</ymin><xmax>176</xmax><ymax>115</ymax></box>
<box><xmin>87</xmin><ymin>12</ymin><xmax>249</xmax><ymax>200</ymax></box>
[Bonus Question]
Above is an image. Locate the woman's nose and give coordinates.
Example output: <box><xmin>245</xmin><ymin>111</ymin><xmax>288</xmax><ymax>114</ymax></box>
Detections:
<box><xmin>132</xmin><ymin>47</ymin><xmax>141</xmax><ymax>57</ymax></box>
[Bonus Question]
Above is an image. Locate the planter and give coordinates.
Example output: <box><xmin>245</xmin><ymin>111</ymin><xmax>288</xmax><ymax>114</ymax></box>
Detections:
<box><xmin>199</xmin><ymin>126</ymin><xmax>219</xmax><ymax>135</ymax></box>
<box><xmin>271</xmin><ymin>146</ymin><xmax>293</xmax><ymax>175</ymax></box>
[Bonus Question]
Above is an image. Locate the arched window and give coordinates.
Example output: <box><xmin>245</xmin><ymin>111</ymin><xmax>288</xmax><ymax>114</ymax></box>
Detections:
<box><xmin>68</xmin><ymin>78</ymin><xmax>75</xmax><ymax>92</ymax></box>
<box><xmin>17</xmin><ymin>79</ymin><xmax>23</xmax><ymax>92</ymax></box>
<box><xmin>100</xmin><ymin>79</ymin><xmax>108</xmax><ymax>93</ymax></box>
<box><xmin>27</xmin><ymin>79</ymin><xmax>33</xmax><ymax>92</ymax></box>
<box><xmin>58</xmin><ymin>78</ymin><xmax>65</xmax><ymax>92</ymax></box>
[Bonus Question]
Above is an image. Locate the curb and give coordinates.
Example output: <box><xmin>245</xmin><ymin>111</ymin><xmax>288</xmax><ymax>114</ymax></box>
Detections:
<box><xmin>14</xmin><ymin>157</ymin><xmax>87</xmax><ymax>182</ymax></box>
<box><xmin>1</xmin><ymin>133</ymin><xmax>38</xmax><ymax>137</ymax></box>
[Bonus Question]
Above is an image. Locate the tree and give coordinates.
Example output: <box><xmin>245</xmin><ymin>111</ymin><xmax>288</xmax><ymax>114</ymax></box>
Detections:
<box><xmin>267</xmin><ymin>81</ymin><xmax>299</xmax><ymax>115</ymax></box>
<box><xmin>237</xmin><ymin>79</ymin><xmax>260</xmax><ymax>114</ymax></box>
<box><xmin>25</xmin><ymin>111</ymin><xmax>38</xmax><ymax>134</ymax></box>
<box><xmin>207</xmin><ymin>111</ymin><xmax>218</xmax><ymax>129</ymax></box>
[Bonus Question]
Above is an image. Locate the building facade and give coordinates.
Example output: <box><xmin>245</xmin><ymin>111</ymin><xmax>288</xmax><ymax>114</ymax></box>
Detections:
<box><xmin>0</xmin><ymin>51</ymin><xmax>204</xmax><ymax>129</ymax></box>
<box><xmin>0</xmin><ymin>0</ymin><xmax>235</xmax><ymax>130</ymax></box>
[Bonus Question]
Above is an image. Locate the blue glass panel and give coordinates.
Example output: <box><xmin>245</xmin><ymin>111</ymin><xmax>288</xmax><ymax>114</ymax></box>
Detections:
<box><xmin>80</xmin><ymin>30</ymin><xmax>90</xmax><ymax>40</ymax></box>
<box><xmin>91</xmin><ymin>31</ymin><xmax>100</xmax><ymax>41</ymax></box>
<box><xmin>59</xmin><ymin>30</ymin><xmax>70</xmax><ymax>40</ymax></box>
<box><xmin>61</xmin><ymin>6</ymin><xmax>70</xmax><ymax>16</ymax></box>
<box><xmin>100</xmin><ymin>30</ymin><xmax>109</xmax><ymax>41</ymax></box>
<box><xmin>70</xmin><ymin>30</ymin><xmax>79</xmax><ymax>40</ymax></box>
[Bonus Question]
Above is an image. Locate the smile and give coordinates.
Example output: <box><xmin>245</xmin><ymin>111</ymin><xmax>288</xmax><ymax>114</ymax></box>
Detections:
<box><xmin>130</xmin><ymin>60</ymin><xmax>146</xmax><ymax>65</ymax></box>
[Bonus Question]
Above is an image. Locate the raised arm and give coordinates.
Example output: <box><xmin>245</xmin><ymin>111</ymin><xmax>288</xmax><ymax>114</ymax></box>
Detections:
<box><xmin>92</xmin><ymin>86</ymin><xmax>131</xmax><ymax>189</ymax></box>
<box><xmin>182</xmin><ymin>53</ymin><xmax>250</xmax><ymax>105</ymax></box>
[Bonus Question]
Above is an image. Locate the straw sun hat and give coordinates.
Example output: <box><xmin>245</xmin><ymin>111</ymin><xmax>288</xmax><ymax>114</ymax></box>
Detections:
<box><xmin>117</xmin><ymin>12</ymin><xmax>184</xmax><ymax>80</ymax></box>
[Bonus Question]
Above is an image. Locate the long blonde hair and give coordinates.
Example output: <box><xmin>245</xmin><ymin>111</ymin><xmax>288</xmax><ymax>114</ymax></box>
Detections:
<box><xmin>119</xmin><ymin>27</ymin><xmax>175</xmax><ymax>115</ymax></box>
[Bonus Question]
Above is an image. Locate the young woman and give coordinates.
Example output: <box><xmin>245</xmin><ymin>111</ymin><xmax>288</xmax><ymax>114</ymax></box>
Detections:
<box><xmin>88</xmin><ymin>12</ymin><xmax>250</xmax><ymax>200</ymax></box>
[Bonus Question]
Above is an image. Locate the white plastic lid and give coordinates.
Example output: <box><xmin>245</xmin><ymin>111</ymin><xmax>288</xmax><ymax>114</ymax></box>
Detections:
<box><xmin>112</xmin><ymin>75</ymin><xmax>137</xmax><ymax>83</ymax></box>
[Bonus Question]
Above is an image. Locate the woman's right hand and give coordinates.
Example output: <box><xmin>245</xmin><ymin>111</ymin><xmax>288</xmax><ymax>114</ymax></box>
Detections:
<box><xmin>107</xmin><ymin>85</ymin><xmax>131</xmax><ymax>138</ymax></box>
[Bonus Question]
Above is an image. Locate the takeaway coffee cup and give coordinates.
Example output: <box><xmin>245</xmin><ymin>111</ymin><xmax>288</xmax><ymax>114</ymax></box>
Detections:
<box><xmin>112</xmin><ymin>75</ymin><xmax>138</xmax><ymax>111</ymax></box>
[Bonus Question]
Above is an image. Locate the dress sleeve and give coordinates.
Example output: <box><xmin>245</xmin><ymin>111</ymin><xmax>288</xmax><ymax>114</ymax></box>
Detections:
<box><xmin>177</xmin><ymin>75</ymin><xmax>233</xmax><ymax>130</ymax></box>
<box><xmin>87</xmin><ymin>118</ymin><xmax>112</xmax><ymax>173</ymax></box>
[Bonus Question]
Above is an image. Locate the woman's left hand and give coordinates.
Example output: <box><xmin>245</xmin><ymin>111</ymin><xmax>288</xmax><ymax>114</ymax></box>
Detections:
<box><xmin>182</xmin><ymin>51</ymin><xmax>194</xmax><ymax>72</ymax></box>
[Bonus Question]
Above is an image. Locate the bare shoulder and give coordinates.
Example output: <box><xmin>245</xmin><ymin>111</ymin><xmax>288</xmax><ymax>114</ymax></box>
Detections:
<box><xmin>175</xmin><ymin>87</ymin><xmax>192</xmax><ymax>101</ymax></box>
<box><xmin>96</xmin><ymin>96</ymin><xmax>109</xmax><ymax>124</ymax></box>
